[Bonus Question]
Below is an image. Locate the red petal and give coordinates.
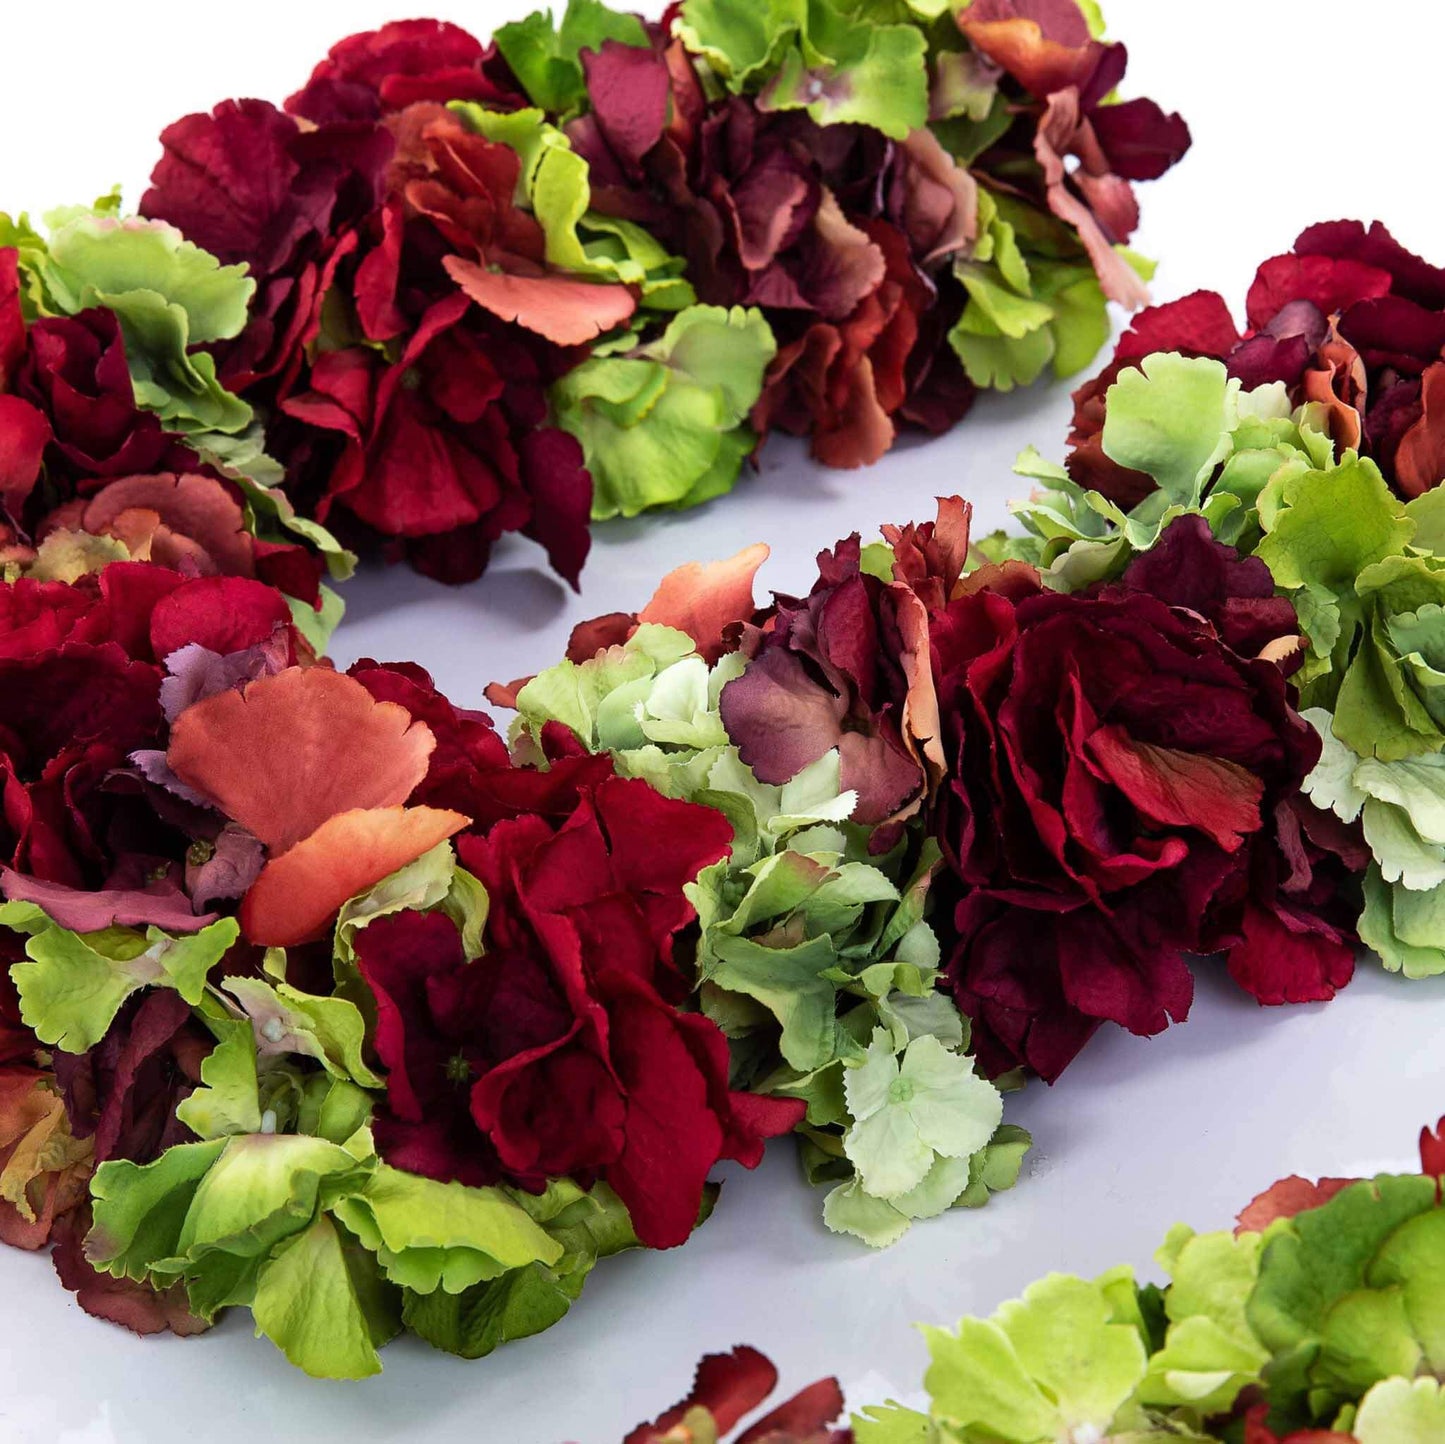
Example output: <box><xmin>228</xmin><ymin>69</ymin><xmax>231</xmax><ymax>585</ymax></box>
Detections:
<box><xmin>1235</xmin><ymin>1175</ymin><xmax>1356</xmax><ymax>1234</ymax></box>
<box><xmin>625</xmin><ymin>1347</ymin><xmax>780</xmax><ymax>1444</ymax></box>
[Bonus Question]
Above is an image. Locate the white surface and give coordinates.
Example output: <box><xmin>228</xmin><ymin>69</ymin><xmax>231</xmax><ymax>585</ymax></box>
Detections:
<box><xmin>2</xmin><ymin>3</ymin><xmax>1444</xmax><ymax>1441</ymax></box>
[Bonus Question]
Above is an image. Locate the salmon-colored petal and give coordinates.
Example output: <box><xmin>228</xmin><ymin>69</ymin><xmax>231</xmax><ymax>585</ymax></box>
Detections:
<box><xmin>637</xmin><ymin>543</ymin><xmax>770</xmax><ymax>664</ymax></box>
<box><xmin>1396</xmin><ymin>361</ymin><xmax>1445</xmax><ymax>499</ymax></box>
<box><xmin>81</xmin><ymin>473</ymin><xmax>256</xmax><ymax>577</ymax></box>
<box><xmin>240</xmin><ymin>805</ymin><xmax>467</xmax><ymax>947</ymax></box>
<box><xmin>892</xmin><ymin>586</ymin><xmax>946</xmax><ymax>804</ymax></box>
<box><xmin>442</xmin><ymin>256</ymin><xmax>636</xmax><ymax>345</ymax></box>
<box><xmin>168</xmin><ymin>668</ymin><xmax>436</xmax><ymax>854</ymax></box>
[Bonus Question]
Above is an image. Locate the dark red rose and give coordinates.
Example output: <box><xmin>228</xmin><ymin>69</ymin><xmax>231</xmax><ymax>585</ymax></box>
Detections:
<box><xmin>933</xmin><ymin>520</ymin><xmax>1344</xmax><ymax>1081</ymax></box>
<box><xmin>720</xmin><ymin>533</ymin><xmax>939</xmax><ymax>830</ymax></box>
<box><xmin>286</xmin><ymin>19</ymin><xmax>523</xmax><ymax>125</ymax></box>
<box><xmin>356</xmin><ymin>769</ymin><xmax>802</xmax><ymax>1248</ymax></box>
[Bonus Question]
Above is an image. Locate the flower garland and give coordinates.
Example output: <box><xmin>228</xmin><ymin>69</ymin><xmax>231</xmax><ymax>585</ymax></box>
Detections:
<box><xmin>620</xmin><ymin>1119</ymin><xmax>1445</xmax><ymax>1444</ymax></box>
<box><xmin>5</xmin><ymin>206</ymin><xmax>1445</xmax><ymax>1374</ymax></box>
<box><xmin>0</xmin><ymin>0</ymin><xmax>1440</xmax><ymax>1407</ymax></box>
<box><xmin>1</xmin><ymin>0</ymin><xmax>1187</xmax><ymax>595</ymax></box>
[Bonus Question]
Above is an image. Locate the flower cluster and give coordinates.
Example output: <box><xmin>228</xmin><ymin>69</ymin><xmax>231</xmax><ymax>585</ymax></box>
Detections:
<box><xmin>1003</xmin><ymin>220</ymin><xmax>1445</xmax><ymax>1012</ymax></box>
<box><xmin>0</xmin><ymin>564</ymin><xmax>811</xmax><ymax>1377</ymax></box>
<box><xmin>632</xmin><ymin>1119</ymin><xmax>1445</xmax><ymax>1444</ymax></box>
<box><xmin>54</xmin><ymin>0</ymin><xmax>1188</xmax><ymax>588</ymax></box>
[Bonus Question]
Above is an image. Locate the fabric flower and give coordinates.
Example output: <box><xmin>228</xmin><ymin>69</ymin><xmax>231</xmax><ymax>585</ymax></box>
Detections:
<box><xmin>956</xmin><ymin>0</ymin><xmax>1191</xmax><ymax>310</ymax></box>
<box><xmin>355</xmin><ymin>767</ymin><xmax>802</xmax><ymax>1249</ymax></box>
<box><xmin>140</xmin><ymin>97</ymin><xmax>392</xmax><ymax>395</ymax></box>
<box><xmin>1070</xmin><ymin>221</ymin><xmax>1445</xmax><ymax>504</ymax></box>
<box><xmin>932</xmin><ymin>519</ymin><xmax>1349</xmax><ymax>1081</ymax></box>
<box><xmin>720</xmin><ymin>533</ymin><xmax>941</xmax><ymax>830</ymax></box>
<box><xmin>0</xmin><ymin>564</ymin><xmax>301</xmax><ymax>901</ymax></box>
<box><xmin>165</xmin><ymin>665</ymin><xmax>465</xmax><ymax>946</ymax></box>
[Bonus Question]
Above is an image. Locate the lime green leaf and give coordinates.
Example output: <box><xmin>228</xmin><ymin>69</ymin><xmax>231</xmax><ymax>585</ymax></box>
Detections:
<box><xmin>13</xmin><ymin>917</ymin><xmax>238</xmax><ymax>1053</ymax></box>
<box><xmin>251</xmin><ymin>1214</ymin><xmax>398</xmax><ymax>1379</ymax></box>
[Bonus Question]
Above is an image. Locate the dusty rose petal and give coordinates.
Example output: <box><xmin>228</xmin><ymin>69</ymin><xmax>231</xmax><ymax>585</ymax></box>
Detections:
<box><xmin>443</xmin><ymin>256</ymin><xmax>636</xmax><ymax>345</ymax></box>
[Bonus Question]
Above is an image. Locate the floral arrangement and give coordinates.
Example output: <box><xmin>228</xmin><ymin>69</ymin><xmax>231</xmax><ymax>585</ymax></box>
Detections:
<box><xmin>621</xmin><ymin>1119</ymin><xmax>1445</xmax><ymax>1444</ymax></box>
<box><xmin>2</xmin><ymin>0</ymin><xmax>1187</xmax><ymax>594</ymax></box>
<box><xmin>5</xmin><ymin>215</ymin><xmax>1445</xmax><ymax>1379</ymax></box>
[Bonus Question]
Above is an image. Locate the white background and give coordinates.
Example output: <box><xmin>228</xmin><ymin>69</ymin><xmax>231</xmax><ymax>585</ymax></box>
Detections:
<box><xmin>3</xmin><ymin>3</ymin><xmax>1444</xmax><ymax>1441</ymax></box>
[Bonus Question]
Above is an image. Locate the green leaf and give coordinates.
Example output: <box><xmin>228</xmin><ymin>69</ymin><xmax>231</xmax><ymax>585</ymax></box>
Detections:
<box><xmin>175</xmin><ymin>1021</ymin><xmax>264</xmax><ymax>1140</ymax></box>
<box><xmin>332</xmin><ymin>1165</ymin><xmax>564</xmax><ymax>1295</ymax></box>
<box><xmin>1353</xmin><ymin>1376</ymin><xmax>1445</xmax><ymax>1444</ymax></box>
<box><xmin>553</xmin><ymin>304</ymin><xmax>776</xmax><ymax>519</ymax></box>
<box><xmin>221</xmin><ymin>977</ymin><xmax>384</xmax><ymax>1088</ymax></box>
<box><xmin>251</xmin><ymin>1214</ymin><xmax>398</xmax><ymax>1380</ymax></box>
<box><xmin>1101</xmin><ymin>354</ymin><xmax>1238</xmax><ymax>503</ymax></box>
<box><xmin>923</xmin><ymin>1273</ymin><xmax>1148</xmax><ymax>1443</ymax></box>
<box><xmin>493</xmin><ymin>1</ymin><xmax>649</xmax><ymax>113</ymax></box>
<box><xmin>13</xmin><ymin>916</ymin><xmax>238</xmax><ymax>1053</ymax></box>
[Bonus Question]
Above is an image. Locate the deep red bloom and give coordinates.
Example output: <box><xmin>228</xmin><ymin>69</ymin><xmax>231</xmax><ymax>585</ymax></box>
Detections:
<box><xmin>0</xmin><ymin>566</ymin><xmax>300</xmax><ymax>893</ymax></box>
<box><xmin>280</xmin><ymin>296</ymin><xmax>592</xmax><ymax>585</ymax></box>
<box><xmin>355</xmin><ymin>768</ymin><xmax>802</xmax><ymax>1248</ymax></box>
<box><xmin>141</xmin><ymin>98</ymin><xmax>392</xmax><ymax>394</ymax></box>
<box><xmin>1070</xmin><ymin>221</ymin><xmax>1445</xmax><ymax>502</ymax></box>
<box><xmin>286</xmin><ymin>19</ymin><xmax>523</xmax><ymax>125</ymax></box>
<box><xmin>932</xmin><ymin>520</ymin><xmax>1346</xmax><ymax>1081</ymax></box>
<box><xmin>51</xmin><ymin>990</ymin><xmax>210</xmax><ymax>1164</ymax></box>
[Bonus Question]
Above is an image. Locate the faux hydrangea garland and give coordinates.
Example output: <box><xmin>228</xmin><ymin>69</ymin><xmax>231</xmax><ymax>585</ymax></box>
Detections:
<box><xmin>0</xmin><ymin>0</ymin><xmax>1187</xmax><ymax>596</ymax></box>
<box><xmin>4</xmin><ymin>214</ymin><xmax>1444</xmax><ymax>1382</ymax></box>
<box><xmin>620</xmin><ymin>1120</ymin><xmax>1445</xmax><ymax>1444</ymax></box>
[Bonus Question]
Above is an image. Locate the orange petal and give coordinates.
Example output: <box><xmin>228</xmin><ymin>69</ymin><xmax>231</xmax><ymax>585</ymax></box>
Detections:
<box><xmin>82</xmin><ymin>473</ymin><xmax>255</xmax><ymax>576</ymax></box>
<box><xmin>443</xmin><ymin>256</ymin><xmax>636</xmax><ymax>345</ymax></box>
<box><xmin>168</xmin><ymin>668</ymin><xmax>437</xmax><ymax>855</ymax></box>
<box><xmin>892</xmin><ymin>586</ymin><xmax>946</xmax><ymax>800</ymax></box>
<box><xmin>240</xmin><ymin>805</ymin><xmax>467</xmax><ymax>947</ymax></box>
<box><xmin>637</xmin><ymin>543</ymin><xmax>770</xmax><ymax>664</ymax></box>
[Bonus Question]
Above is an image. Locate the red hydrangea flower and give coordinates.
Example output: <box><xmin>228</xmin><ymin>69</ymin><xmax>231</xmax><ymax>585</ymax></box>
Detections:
<box><xmin>0</xmin><ymin>565</ymin><xmax>300</xmax><ymax>895</ymax></box>
<box><xmin>1069</xmin><ymin>221</ymin><xmax>1445</xmax><ymax>502</ymax></box>
<box><xmin>931</xmin><ymin>517</ymin><xmax>1352</xmax><ymax>1082</ymax></box>
<box><xmin>354</xmin><ymin>762</ymin><xmax>803</xmax><ymax>1249</ymax></box>
<box><xmin>141</xmin><ymin>98</ymin><xmax>392</xmax><ymax>396</ymax></box>
<box><xmin>286</xmin><ymin>19</ymin><xmax>525</xmax><ymax>125</ymax></box>
<box><xmin>146</xmin><ymin>74</ymin><xmax>607</xmax><ymax>586</ymax></box>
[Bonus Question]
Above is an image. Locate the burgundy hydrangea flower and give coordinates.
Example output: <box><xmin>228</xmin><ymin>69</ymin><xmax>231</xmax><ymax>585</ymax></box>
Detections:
<box><xmin>720</xmin><ymin>533</ymin><xmax>940</xmax><ymax>830</ymax></box>
<box><xmin>931</xmin><ymin>517</ymin><xmax>1351</xmax><ymax>1082</ymax></box>
<box><xmin>286</xmin><ymin>19</ymin><xmax>525</xmax><ymax>125</ymax></box>
<box><xmin>571</xmin><ymin>38</ymin><xmax>981</xmax><ymax>465</ymax></box>
<box><xmin>51</xmin><ymin>990</ymin><xmax>210</xmax><ymax>1165</ymax></box>
<box><xmin>354</xmin><ymin>763</ymin><xmax>803</xmax><ymax>1249</ymax></box>
<box><xmin>1069</xmin><ymin>221</ymin><xmax>1445</xmax><ymax>502</ymax></box>
<box><xmin>956</xmin><ymin>0</ymin><xmax>1191</xmax><ymax>309</ymax></box>
<box><xmin>141</xmin><ymin>98</ymin><xmax>392</xmax><ymax>396</ymax></box>
<box><xmin>0</xmin><ymin>565</ymin><xmax>300</xmax><ymax>896</ymax></box>
<box><xmin>145</xmin><ymin>71</ymin><xmax>609</xmax><ymax>586</ymax></box>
